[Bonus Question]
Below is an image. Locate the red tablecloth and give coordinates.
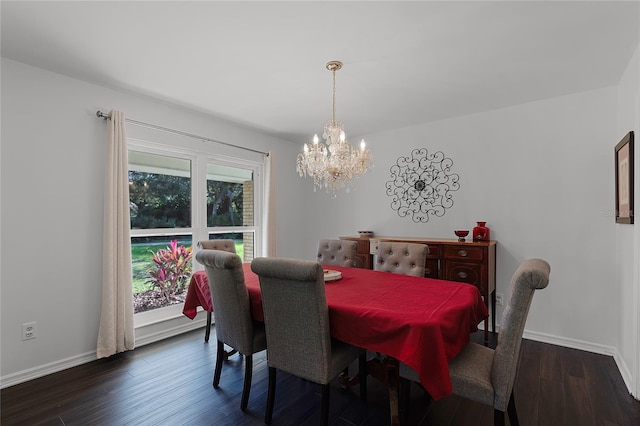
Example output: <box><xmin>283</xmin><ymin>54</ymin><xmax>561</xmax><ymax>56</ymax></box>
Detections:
<box><xmin>183</xmin><ymin>264</ymin><xmax>487</xmax><ymax>400</ymax></box>
<box><xmin>182</xmin><ymin>271</ymin><xmax>213</xmax><ymax>319</ymax></box>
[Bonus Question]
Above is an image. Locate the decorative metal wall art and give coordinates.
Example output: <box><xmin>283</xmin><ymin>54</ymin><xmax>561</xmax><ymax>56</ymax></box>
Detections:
<box><xmin>385</xmin><ymin>148</ymin><xmax>460</xmax><ymax>223</ymax></box>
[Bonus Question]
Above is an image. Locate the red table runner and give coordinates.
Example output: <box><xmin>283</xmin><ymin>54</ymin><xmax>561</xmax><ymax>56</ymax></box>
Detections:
<box><xmin>183</xmin><ymin>264</ymin><xmax>487</xmax><ymax>400</ymax></box>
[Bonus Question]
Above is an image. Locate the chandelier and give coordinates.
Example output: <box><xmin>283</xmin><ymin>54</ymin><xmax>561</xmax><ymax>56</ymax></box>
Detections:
<box><xmin>296</xmin><ymin>60</ymin><xmax>373</xmax><ymax>193</ymax></box>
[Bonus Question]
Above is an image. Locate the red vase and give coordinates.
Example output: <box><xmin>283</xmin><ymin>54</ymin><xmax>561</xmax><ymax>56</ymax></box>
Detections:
<box><xmin>473</xmin><ymin>221</ymin><xmax>490</xmax><ymax>241</ymax></box>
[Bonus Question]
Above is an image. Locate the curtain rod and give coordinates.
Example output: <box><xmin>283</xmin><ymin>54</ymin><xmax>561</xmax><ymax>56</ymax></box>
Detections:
<box><xmin>96</xmin><ymin>110</ymin><xmax>269</xmax><ymax>156</ymax></box>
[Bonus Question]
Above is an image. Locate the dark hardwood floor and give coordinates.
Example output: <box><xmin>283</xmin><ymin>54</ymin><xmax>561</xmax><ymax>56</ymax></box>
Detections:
<box><xmin>2</xmin><ymin>328</ymin><xmax>639</xmax><ymax>426</ymax></box>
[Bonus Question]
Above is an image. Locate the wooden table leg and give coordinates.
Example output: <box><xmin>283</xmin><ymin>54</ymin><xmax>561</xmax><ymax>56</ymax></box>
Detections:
<box><xmin>339</xmin><ymin>357</ymin><xmax>385</xmax><ymax>388</ymax></box>
<box><xmin>339</xmin><ymin>355</ymin><xmax>402</xmax><ymax>425</ymax></box>
<box><xmin>491</xmin><ymin>289</ymin><xmax>496</xmax><ymax>333</ymax></box>
<box><xmin>480</xmin><ymin>290</ymin><xmax>497</xmax><ymax>346</ymax></box>
<box><xmin>385</xmin><ymin>356</ymin><xmax>400</xmax><ymax>426</ymax></box>
<box><xmin>484</xmin><ymin>317</ymin><xmax>489</xmax><ymax>346</ymax></box>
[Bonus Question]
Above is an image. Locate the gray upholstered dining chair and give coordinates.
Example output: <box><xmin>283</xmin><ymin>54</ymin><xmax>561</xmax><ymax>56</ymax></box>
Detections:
<box><xmin>198</xmin><ymin>239</ymin><xmax>237</xmax><ymax>253</ymax></box>
<box><xmin>316</xmin><ymin>239</ymin><xmax>358</xmax><ymax>267</ymax></box>
<box><xmin>197</xmin><ymin>239</ymin><xmax>236</xmax><ymax>342</ymax></box>
<box><xmin>374</xmin><ymin>241</ymin><xmax>429</xmax><ymax>277</ymax></box>
<box><xmin>399</xmin><ymin>258</ymin><xmax>551</xmax><ymax>426</ymax></box>
<box><xmin>250</xmin><ymin>257</ymin><xmax>367</xmax><ymax>426</ymax></box>
<box><xmin>195</xmin><ymin>249</ymin><xmax>267</xmax><ymax>412</ymax></box>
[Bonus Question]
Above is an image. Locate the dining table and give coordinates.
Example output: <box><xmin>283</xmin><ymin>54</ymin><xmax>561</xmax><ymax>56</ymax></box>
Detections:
<box><xmin>183</xmin><ymin>263</ymin><xmax>488</xmax><ymax>425</ymax></box>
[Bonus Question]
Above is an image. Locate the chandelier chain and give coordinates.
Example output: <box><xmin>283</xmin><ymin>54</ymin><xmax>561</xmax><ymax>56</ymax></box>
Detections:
<box><xmin>332</xmin><ymin>67</ymin><xmax>336</xmax><ymax>124</ymax></box>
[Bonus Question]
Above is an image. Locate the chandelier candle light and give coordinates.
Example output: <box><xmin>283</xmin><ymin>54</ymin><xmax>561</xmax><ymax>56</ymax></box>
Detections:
<box><xmin>296</xmin><ymin>61</ymin><xmax>373</xmax><ymax>193</ymax></box>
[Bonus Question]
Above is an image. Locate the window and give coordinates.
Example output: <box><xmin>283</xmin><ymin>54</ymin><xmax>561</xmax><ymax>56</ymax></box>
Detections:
<box><xmin>206</xmin><ymin>162</ymin><xmax>256</xmax><ymax>262</ymax></box>
<box><xmin>128</xmin><ymin>143</ymin><xmax>263</xmax><ymax>318</ymax></box>
<box><xmin>129</xmin><ymin>151</ymin><xmax>193</xmax><ymax>314</ymax></box>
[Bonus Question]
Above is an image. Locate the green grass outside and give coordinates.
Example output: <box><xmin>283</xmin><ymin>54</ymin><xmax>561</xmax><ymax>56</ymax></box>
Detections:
<box><xmin>131</xmin><ymin>244</ymin><xmax>167</xmax><ymax>294</ymax></box>
<box><xmin>131</xmin><ymin>242</ymin><xmax>244</xmax><ymax>294</ymax></box>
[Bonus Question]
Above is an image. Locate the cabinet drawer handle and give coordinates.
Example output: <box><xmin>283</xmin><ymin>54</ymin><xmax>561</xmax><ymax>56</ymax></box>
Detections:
<box><xmin>458</xmin><ymin>250</ymin><xmax>468</xmax><ymax>257</ymax></box>
<box><xmin>457</xmin><ymin>271</ymin><xmax>468</xmax><ymax>279</ymax></box>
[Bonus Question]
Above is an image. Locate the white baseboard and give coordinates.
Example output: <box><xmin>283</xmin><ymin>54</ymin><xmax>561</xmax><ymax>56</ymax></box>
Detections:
<box><xmin>3</xmin><ymin>321</ymin><xmax>635</xmax><ymax>400</ymax></box>
<box><xmin>0</xmin><ymin>317</ymin><xmax>208</xmax><ymax>389</ymax></box>
<box><xmin>522</xmin><ymin>329</ymin><xmax>617</xmax><ymax>356</ymax></box>
<box><xmin>135</xmin><ymin>317</ymin><xmax>207</xmax><ymax>347</ymax></box>
<box><xmin>0</xmin><ymin>350</ymin><xmax>97</xmax><ymax>389</ymax></box>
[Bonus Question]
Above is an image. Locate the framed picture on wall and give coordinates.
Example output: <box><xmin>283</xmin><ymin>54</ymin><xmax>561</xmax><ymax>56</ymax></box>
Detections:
<box><xmin>615</xmin><ymin>131</ymin><xmax>634</xmax><ymax>224</ymax></box>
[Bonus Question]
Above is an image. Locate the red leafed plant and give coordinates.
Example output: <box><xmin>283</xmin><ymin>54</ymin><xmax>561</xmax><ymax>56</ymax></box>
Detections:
<box><xmin>147</xmin><ymin>240</ymin><xmax>193</xmax><ymax>302</ymax></box>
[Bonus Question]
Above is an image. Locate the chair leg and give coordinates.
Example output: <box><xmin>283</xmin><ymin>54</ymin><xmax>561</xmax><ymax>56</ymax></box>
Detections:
<box><xmin>507</xmin><ymin>390</ymin><xmax>520</xmax><ymax>426</ymax></box>
<box><xmin>240</xmin><ymin>354</ymin><xmax>253</xmax><ymax>411</ymax></box>
<box><xmin>204</xmin><ymin>311</ymin><xmax>212</xmax><ymax>342</ymax></box>
<box><xmin>320</xmin><ymin>383</ymin><xmax>330</xmax><ymax>426</ymax></box>
<box><xmin>213</xmin><ymin>340</ymin><xmax>224</xmax><ymax>388</ymax></box>
<box><xmin>359</xmin><ymin>354</ymin><xmax>367</xmax><ymax>401</ymax></box>
<box><xmin>265</xmin><ymin>367</ymin><xmax>276</xmax><ymax>425</ymax></box>
<box><xmin>493</xmin><ymin>408</ymin><xmax>505</xmax><ymax>426</ymax></box>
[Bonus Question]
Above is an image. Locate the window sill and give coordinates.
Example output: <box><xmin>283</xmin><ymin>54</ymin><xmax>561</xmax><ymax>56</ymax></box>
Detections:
<box><xmin>134</xmin><ymin>304</ymin><xmax>191</xmax><ymax>328</ymax></box>
<box><xmin>134</xmin><ymin>305</ymin><xmax>208</xmax><ymax>347</ymax></box>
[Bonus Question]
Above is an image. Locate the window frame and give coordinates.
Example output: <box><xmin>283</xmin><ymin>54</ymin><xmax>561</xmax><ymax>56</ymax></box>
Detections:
<box><xmin>196</xmin><ymin>152</ymin><xmax>264</xmax><ymax>264</ymax></box>
<box><xmin>127</xmin><ymin>138</ymin><xmax>264</xmax><ymax>328</ymax></box>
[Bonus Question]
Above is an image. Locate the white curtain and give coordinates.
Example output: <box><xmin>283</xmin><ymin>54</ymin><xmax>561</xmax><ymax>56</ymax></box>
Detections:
<box><xmin>263</xmin><ymin>152</ymin><xmax>277</xmax><ymax>256</ymax></box>
<box><xmin>97</xmin><ymin>110</ymin><xmax>135</xmax><ymax>358</ymax></box>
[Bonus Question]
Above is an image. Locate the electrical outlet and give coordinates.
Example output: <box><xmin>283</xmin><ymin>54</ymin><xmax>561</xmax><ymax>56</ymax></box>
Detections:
<box><xmin>495</xmin><ymin>293</ymin><xmax>504</xmax><ymax>306</ymax></box>
<box><xmin>22</xmin><ymin>322</ymin><xmax>37</xmax><ymax>340</ymax></box>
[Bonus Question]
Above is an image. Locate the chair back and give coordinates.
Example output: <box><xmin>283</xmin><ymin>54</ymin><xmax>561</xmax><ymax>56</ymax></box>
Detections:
<box><xmin>491</xmin><ymin>258</ymin><xmax>550</xmax><ymax>410</ymax></box>
<box><xmin>251</xmin><ymin>257</ymin><xmax>333</xmax><ymax>383</ymax></box>
<box><xmin>198</xmin><ymin>239</ymin><xmax>236</xmax><ymax>253</ymax></box>
<box><xmin>374</xmin><ymin>242</ymin><xmax>429</xmax><ymax>277</ymax></box>
<box><xmin>195</xmin><ymin>249</ymin><xmax>255</xmax><ymax>355</ymax></box>
<box><xmin>317</xmin><ymin>239</ymin><xmax>358</xmax><ymax>267</ymax></box>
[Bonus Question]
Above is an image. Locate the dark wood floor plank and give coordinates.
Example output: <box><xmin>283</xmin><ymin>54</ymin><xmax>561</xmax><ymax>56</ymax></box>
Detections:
<box><xmin>585</xmin><ymin>353</ymin><xmax>637</xmax><ymax>426</ymax></box>
<box><xmin>560</xmin><ymin>345</ymin><xmax>587</xmax><ymax>379</ymax></box>
<box><xmin>450</xmin><ymin>398</ymin><xmax>491</xmax><ymax>426</ymax></box>
<box><xmin>565</xmin><ymin>375</ymin><xmax>595</xmax><ymax>426</ymax></box>
<box><xmin>539</xmin><ymin>341</ymin><xmax>562</xmax><ymax>382</ymax></box>
<box><xmin>514</xmin><ymin>340</ymin><xmax>541</xmax><ymax>426</ymax></box>
<box><xmin>2</xmin><ymin>329</ymin><xmax>639</xmax><ymax>426</ymax></box>
<box><xmin>422</xmin><ymin>394</ymin><xmax>461</xmax><ymax>425</ymax></box>
<box><xmin>529</xmin><ymin>377</ymin><xmax>565</xmax><ymax>426</ymax></box>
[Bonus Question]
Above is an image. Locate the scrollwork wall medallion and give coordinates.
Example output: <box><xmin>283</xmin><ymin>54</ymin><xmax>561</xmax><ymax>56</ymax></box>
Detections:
<box><xmin>385</xmin><ymin>149</ymin><xmax>460</xmax><ymax>223</ymax></box>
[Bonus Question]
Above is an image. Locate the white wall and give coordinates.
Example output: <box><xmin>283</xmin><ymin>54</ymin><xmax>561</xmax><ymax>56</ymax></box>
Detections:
<box><xmin>616</xmin><ymin>44</ymin><xmax>640</xmax><ymax>396</ymax></box>
<box><xmin>0</xmin><ymin>59</ymin><xmax>310</xmax><ymax>384</ymax></box>
<box><xmin>301</xmin><ymin>83</ymin><xmax>624</xmax><ymax>357</ymax></box>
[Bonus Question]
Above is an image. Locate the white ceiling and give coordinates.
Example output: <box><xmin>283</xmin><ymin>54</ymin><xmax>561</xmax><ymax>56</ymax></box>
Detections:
<box><xmin>2</xmin><ymin>1</ymin><xmax>639</xmax><ymax>143</ymax></box>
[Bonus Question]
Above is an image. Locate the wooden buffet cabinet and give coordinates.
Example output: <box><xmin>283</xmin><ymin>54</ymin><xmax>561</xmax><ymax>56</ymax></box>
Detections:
<box><xmin>340</xmin><ymin>236</ymin><xmax>497</xmax><ymax>343</ymax></box>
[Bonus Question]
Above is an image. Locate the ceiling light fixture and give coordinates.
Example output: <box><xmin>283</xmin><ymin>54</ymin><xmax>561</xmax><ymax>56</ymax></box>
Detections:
<box><xmin>296</xmin><ymin>60</ymin><xmax>373</xmax><ymax>194</ymax></box>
